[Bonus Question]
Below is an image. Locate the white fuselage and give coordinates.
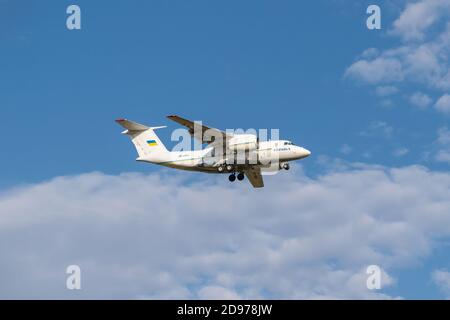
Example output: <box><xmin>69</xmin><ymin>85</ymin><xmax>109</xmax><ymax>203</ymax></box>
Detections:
<box><xmin>116</xmin><ymin>117</ymin><xmax>312</xmax><ymax>187</ymax></box>
<box><xmin>137</xmin><ymin>140</ymin><xmax>311</xmax><ymax>173</ymax></box>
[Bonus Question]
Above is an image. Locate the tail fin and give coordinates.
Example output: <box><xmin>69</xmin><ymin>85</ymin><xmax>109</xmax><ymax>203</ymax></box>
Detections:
<box><xmin>115</xmin><ymin>118</ymin><xmax>168</xmax><ymax>159</ymax></box>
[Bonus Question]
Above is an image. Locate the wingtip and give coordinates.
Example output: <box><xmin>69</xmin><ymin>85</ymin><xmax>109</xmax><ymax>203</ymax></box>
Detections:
<box><xmin>115</xmin><ymin>118</ymin><xmax>126</xmax><ymax>123</ymax></box>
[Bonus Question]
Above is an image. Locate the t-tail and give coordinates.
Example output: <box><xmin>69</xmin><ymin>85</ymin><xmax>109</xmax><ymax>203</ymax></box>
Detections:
<box><xmin>115</xmin><ymin>118</ymin><xmax>169</xmax><ymax>162</ymax></box>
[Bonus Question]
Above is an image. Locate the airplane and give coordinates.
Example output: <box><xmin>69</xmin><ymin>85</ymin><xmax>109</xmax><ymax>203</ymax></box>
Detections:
<box><xmin>116</xmin><ymin>115</ymin><xmax>311</xmax><ymax>188</ymax></box>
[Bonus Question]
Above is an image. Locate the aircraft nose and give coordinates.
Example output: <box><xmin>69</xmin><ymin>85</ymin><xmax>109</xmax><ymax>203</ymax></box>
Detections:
<box><xmin>303</xmin><ymin>148</ymin><xmax>311</xmax><ymax>157</ymax></box>
<box><xmin>299</xmin><ymin>147</ymin><xmax>311</xmax><ymax>158</ymax></box>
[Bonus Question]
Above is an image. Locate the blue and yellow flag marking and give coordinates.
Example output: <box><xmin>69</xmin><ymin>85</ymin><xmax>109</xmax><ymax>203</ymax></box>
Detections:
<box><xmin>147</xmin><ymin>139</ymin><xmax>157</xmax><ymax>146</ymax></box>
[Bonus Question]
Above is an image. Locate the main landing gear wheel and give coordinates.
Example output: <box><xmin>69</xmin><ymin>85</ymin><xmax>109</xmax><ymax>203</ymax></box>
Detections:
<box><xmin>237</xmin><ymin>172</ymin><xmax>245</xmax><ymax>181</ymax></box>
<box><xmin>283</xmin><ymin>163</ymin><xmax>290</xmax><ymax>170</ymax></box>
<box><xmin>217</xmin><ymin>166</ymin><xmax>224</xmax><ymax>173</ymax></box>
<box><xmin>228</xmin><ymin>174</ymin><xmax>236</xmax><ymax>182</ymax></box>
<box><xmin>226</xmin><ymin>164</ymin><xmax>234</xmax><ymax>172</ymax></box>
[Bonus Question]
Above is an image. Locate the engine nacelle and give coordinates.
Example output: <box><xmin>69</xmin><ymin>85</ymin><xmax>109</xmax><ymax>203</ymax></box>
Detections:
<box><xmin>279</xmin><ymin>162</ymin><xmax>290</xmax><ymax>170</ymax></box>
<box><xmin>228</xmin><ymin>134</ymin><xmax>258</xmax><ymax>151</ymax></box>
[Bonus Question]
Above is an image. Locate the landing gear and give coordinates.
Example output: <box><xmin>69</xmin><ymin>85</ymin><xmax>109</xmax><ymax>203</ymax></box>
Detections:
<box><xmin>228</xmin><ymin>172</ymin><xmax>244</xmax><ymax>182</ymax></box>
<box><xmin>283</xmin><ymin>163</ymin><xmax>290</xmax><ymax>170</ymax></box>
<box><xmin>226</xmin><ymin>164</ymin><xmax>234</xmax><ymax>172</ymax></box>
<box><xmin>217</xmin><ymin>166</ymin><xmax>224</xmax><ymax>173</ymax></box>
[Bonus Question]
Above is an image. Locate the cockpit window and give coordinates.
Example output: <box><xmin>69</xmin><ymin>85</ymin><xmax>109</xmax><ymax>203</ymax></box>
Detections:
<box><xmin>284</xmin><ymin>142</ymin><xmax>294</xmax><ymax>145</ymax></box>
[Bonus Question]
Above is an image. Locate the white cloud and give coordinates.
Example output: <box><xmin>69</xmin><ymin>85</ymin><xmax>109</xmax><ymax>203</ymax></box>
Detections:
<box><xmin>432</xmin><ymin>270</ymin><xmax>450</xmax><ymax>298</ymax></box>
<box><xmin>2</xmin><ymin>165</ymin><xmax>450</xmax><ymax>299</ymax></box>
<box><xmin>437</xmin><ymin>127</ymin><xmax>450</xmax><ymax>145</ymax></box>
<box><xmin>436</xmin><ymin>151</ymin><xmax>450</xmax><ymax>163</ymax></box>
<box><xmin>346</xmin><ymin>27</ymin><xmax>450</xmax><ymax>90</ymax></box>
<box><xmin>345</xmin><ymin>1</ymin><xmax>450</xmax><ymax>109</ymax></box>
<box><xmin>393</xmin><ymin>147</ymin><xmax>409</xmax><ymax>157</ymax></box>
<box><xmin>361</xmin><ymin>48</ymin><xmax>380</xmax><ymax>59</ymax></box>
<box><xmin>375</xmin><ymin>86</ymin><xmax>399</xmax><ymax>97</ymax></box>
<box><xmin>198</xmin><ymin>286</ymin><xmax>242</xmax><ymax>300</ymax></box>
<box><xmin>435</xmin><ymin>94</ymin><xmax>450</xmax><ymax>114</ymax></box>
<box><xmin>345</xmin><ymin>58</ymin><xmax>404</xmax><ymax>84</ymax></box>
<box><xmin>409</xmin><ymin>92</ymin><xmax>433</xmax><ymax>108</ymax></box>
<box><xmin>360</xmin><ymin>121</ymin><xmax>394</xmax><ymax>139</ymax></box>
<box><xmin>380</xmin><ymin>99</ymin><xmax>395</xmax><ymax>108</ymax></box>
<box><xmin>435</xmin><ymin>127</ymin><xmax>450</xmax><ymax>163</ymax></box>
<box><xmin>391</xmin><ymin>0</ymin><xmax>450</xmax><ymax>42</ymax></box>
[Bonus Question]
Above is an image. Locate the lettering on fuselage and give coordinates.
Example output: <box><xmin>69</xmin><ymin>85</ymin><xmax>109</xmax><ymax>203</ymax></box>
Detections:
<box><xmin>273</xmin><ymin>147</ymin><xmax>290</xmax><ymax>152</ymax></box>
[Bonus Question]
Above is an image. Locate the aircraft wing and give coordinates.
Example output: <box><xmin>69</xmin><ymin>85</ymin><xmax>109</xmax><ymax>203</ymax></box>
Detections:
<box><xmin>244</xmin><ymin>167</ymin><xmax>264</xmax><ymax>188</ymax></box>
<box><xmin>167</xmin><ymin>115</ymin><xmax>232</xmax><ymax>145</ymax></box>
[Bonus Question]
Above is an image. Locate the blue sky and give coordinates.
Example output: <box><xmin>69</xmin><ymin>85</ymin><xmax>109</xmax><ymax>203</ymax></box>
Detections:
<box><xmin>1</xmin><ymin>0</ymin><xmax>450</xmax><ymax>299</ymax></box>
<box><xmin>1</xmin><ymin>0</ymin><xmax>426</xmax><ymax>185</ymax></box>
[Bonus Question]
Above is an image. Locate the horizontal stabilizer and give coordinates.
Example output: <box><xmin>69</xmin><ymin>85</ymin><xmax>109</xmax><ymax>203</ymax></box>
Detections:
<box><xmin>115</xmin><ymin>118</ymin><xmax>167</xmax><ymax>132</ymax></box>
<box><xmin>115</xmin><ymin>119</ymin><xmax>149</xmax><ymax>131</ymax></box>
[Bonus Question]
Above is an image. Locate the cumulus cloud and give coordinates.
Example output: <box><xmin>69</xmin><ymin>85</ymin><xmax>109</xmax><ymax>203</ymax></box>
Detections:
<box><xmin>437</xmin><ymin>127</ymin><xmax>450</xmax><ymax>145</ymax></box>
<box><xmin>346</xmin><ymin>25</ymin><xmax>450</xmax><ymax>90</ymax></box>
<box><xmin>1</xmin><ymin>165</ymin><xmax>450</xmax><ymax>299</ymax></box>
<box><xmin>393</xmin><ymin>147</ymin><xmax>409</xmax><ymax>157</ymax></box>
<box><xmin>345</xmin><ymin>0</ymin><xmax>450</xmax><ymax>110</ymax></box>
<box><xmin>435</xmin><ymin>94</ymin><xmax>450</xmax><ymax>114</ymax></box>
<box><xmin>380</xmin><ymin>99</ymin><xmax>395</xmax><ymax>108</ymax></box>
<box><xmin>409</xmin><ymin>92</ymin><xmax>433</xmax><ymax>108</ymax></box>
<box><xmin>435</xmin><ymin>151</ymin><xmax>450</xmax><ymax>163</ymax></box>
<box><xmin>198</xmin><ymin>286</ymin><xmax>242</xmax><ymax>300</ymax></box>
<box><xmin>432</xmin><ymin>270</ymin><xmax>450</xmax><ymax>298</ymax></box>
<box><xmin>359</xmin><ymin>121</ymin><xmax>394</xmax><ymax>139</ymax></box>
<box><xmin>375</xmin><ymin>86</ymin><xmax>399</xmax><ymax>97</ymax></box>
<box><xmin>391</xmin><ymin>0</ymin><xmax>450</xmax><ymax>42</ymax></box>
<box><xmin>361</xmin><ymin>48</ymin><xmax>380</xmax><ymax>59</ymax></box>
<box><xmin>435</xmin><ymin>127</ymin><xmax>450</xmax><ymax>163</ymax></box>
<box><xmin>345</xmin><ymin>57</ymin><xmax>404</xmax><ymax>84</ymax></box>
